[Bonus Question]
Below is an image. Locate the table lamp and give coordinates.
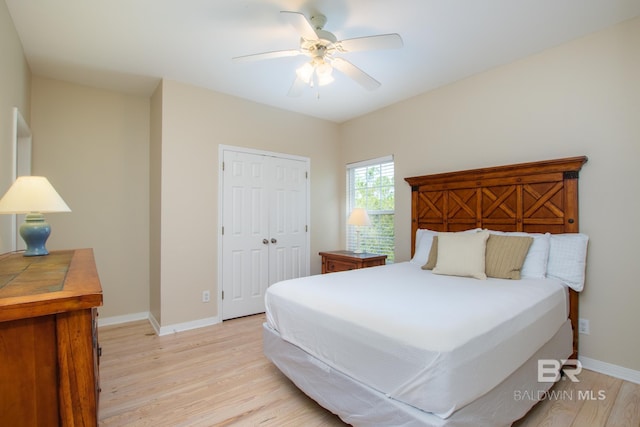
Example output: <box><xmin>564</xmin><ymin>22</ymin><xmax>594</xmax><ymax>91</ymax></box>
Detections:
<box><xmin>0</xmin><ymin>176</ymin><xmax>71</xmax><ymax>256</ymax></box>
<box><xmin>347</xmin><ymin>208</ymin><xmax>371</xmax><ymax>254</ymax></box>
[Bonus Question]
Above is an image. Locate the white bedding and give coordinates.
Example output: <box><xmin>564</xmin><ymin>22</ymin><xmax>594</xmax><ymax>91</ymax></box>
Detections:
<box><xmin>265</xmin><ymin>262</ymin><xmax>568</xmax><ymax>418</ymax></box>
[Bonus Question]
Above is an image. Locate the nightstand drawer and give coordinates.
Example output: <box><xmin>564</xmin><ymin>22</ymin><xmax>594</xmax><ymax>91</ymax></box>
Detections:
<box><xmin>325</xmin><ymin>258</ymin><xmax>358</xmax><ymax>273</ymax></box>
<box><xmin>320</xmin><ymin>251</ymin><xmax>387</xmax><ymax>274</ymax></box>
<box><xmin>360</xmin><ymin>258</ymin><xmax>387</xmax><ymax>268</ymax></box>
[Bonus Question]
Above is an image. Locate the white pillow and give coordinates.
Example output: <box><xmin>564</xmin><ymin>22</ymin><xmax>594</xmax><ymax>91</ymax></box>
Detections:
<box><xmin>486</xmin><ymin>230</ymin><xmax>550</xmax><ymax>279</ymax></box>
<box><xmin>433</xmin><ymin>230</ymin><xmax>490</xmax><ymax>279</ymax></box>
<box><xmin>410</xmin><ymin>229</ymin><xmax>437</xmax><ymax>265</ymax></box>
<box><xmin>546</xmin><ymin>233</ymin><xmax>589</xmax><ymax>292</ymax></box>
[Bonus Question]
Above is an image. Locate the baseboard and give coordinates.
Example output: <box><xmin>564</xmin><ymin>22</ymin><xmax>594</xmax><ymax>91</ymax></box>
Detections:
<box><xmin>580</xmin><ymin>356</ymin><xmax>640</xmax><ymax>385</ymax></box>
<box><xmin>154</xmin><ymin>315</ymin><xmax>221</xmax><ymax>336</ymax></box>
<box><xmin>148</xmin><ymin>313</ymin><xmax>161</xmax><ymax>334</ymax></box>
<box><xmin>99</xmin><ymin>311</ymin><xmax>222</xmax><ymax>337</ymax></box>
<box><xmin>98</xmin><ymin>311</ymin><xmax>149</xmax><ymax>327</ymax></box>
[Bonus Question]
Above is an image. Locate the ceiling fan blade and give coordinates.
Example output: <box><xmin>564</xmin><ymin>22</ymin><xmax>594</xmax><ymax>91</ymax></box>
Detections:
<box><xmin>287</xmin><ymin>76</ymin><xmax>307</xmax><ymax>97</ymax></box>
<box><xmin>280</xmin><ymin>11</ymin><xmax>318</xmax><ymax>41</ymax></box>
<box><xmin>336</xmin><ymin>33</ymin><xmax>403</xmax><ymax>53</ymax></box>
<box><xmin>331</xmin><ymin>58</ymin><xmax>381</xmax><ymax>91</ymax></box>
<box><xmin>232</xmin><ymin>49</ymin><xmax>302</xmax><ymax>62</ymax></box>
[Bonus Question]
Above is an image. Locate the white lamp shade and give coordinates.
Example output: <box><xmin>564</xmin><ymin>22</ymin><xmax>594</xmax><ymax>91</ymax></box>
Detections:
<box><xmin>316</xmin><ymin>62</ymin><xmax>334</xmax><ymax>86</ymax></box>
<box><xmin>296</xmin><ymin>62</ymin><xmax>315</xmax><ymax>84</ymax></box>
<box><xmin>296</xmin><ymin>61</ymin><xmax>336</xmax><ymax>87</ymax></box>
<box><xmin>347</xmin><ymin>208</ymin><xmax>371</xmax><ymax>227</ymax></box>
<box><xmin>0</xmin><ymin>176</ymin><xmax>71</xmax><ymax>214</ymax></box>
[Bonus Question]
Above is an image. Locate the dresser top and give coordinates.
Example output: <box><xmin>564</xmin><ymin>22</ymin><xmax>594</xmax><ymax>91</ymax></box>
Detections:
<box><xmin>0</xmin><ymin>250</ymin><xmax>73</xmax><ymax>297</ymax></box>
<box><xmin>0</xmin><ymin>248</ymin><xmax>103</xmax><ymax>322</ymax></box>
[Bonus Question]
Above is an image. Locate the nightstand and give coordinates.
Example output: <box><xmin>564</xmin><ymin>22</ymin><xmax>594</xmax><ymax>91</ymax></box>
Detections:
<box><xmin>319</xmin><ymin>250</ymin><xmax>387</xmax><ymax>274</ymax></box>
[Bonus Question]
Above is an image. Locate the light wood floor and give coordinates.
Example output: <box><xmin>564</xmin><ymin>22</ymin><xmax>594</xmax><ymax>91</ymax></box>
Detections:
<box><xmin>98</xmin><ymin>314</ymin><xmax>640</xmax><ymax>426</ymax></box>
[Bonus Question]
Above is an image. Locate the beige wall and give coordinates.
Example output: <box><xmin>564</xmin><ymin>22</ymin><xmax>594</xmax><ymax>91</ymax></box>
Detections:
<box><xmin>340</xmin><ymin>17</ymin><xmax>640</xmax><ymax>371</ymax></box>
<box><xmin>155</xmin><ymin>79</ymin><xmax>340</xmax><ymax>326</ymax></box>
<box><xmin>30</xmin><ymin>77</ymin><xmax>150</xmax><ymax>319</ymax></box>
<box><xmin>0</xmin><ymin>0</ymin><xmax>31</xmax><ymax>252</ymax></box>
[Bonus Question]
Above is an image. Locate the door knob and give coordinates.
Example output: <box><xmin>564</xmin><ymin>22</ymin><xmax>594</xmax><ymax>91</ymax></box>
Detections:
<box><xmin>271</xmin><ymin>238</ymin><xmax>277</xmax><ymax>244</ymax></box>
<box><xmin>263</xmin><ymin>239</ymin><xmax>269</xmax><ymax>245</ymax></box>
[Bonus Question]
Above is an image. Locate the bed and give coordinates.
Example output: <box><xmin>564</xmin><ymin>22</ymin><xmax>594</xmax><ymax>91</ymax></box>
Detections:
<box><xmin>263</xmin><ymin>156</ymin><xmax>588</xmax><ymax>426</ymax></box>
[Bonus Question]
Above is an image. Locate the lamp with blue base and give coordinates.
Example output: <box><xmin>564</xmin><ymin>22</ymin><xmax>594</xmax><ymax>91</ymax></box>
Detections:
<box><xmin>0</xmin><ymin>176</ymin><xmax>71</xmax><ymax>256</ymax></box>
<box><xmin>20</xmin><ymin>212</ymin><xmax>55</xmax><ymax>256</ymax></box>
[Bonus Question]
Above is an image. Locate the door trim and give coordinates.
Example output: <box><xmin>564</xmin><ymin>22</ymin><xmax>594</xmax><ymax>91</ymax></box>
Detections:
<box><xmin>217</xmin><ymin>144</ymin><xmax>311</xmax><ymax>320</ymax></box>
<box><xmin>11</xmin><ymin>108</ymin><xmax>32</xmax><ymax>252</ymax></box>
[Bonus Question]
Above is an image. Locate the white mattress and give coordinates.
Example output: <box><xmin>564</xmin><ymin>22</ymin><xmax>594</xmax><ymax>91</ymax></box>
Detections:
<box><xmin>265</xmin><ymin>262</ymin><xmax>568</xmax><ymax>418</ymax></box>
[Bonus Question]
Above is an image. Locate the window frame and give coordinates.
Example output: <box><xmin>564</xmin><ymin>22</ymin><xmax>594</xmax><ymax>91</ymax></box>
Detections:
<box><xmin>346</xmin><ymin>155</ymin><xmax>395</xmax><ymax>262</ymax></box>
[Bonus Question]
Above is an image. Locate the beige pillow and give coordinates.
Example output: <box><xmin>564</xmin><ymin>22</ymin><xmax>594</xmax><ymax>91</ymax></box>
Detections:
<box><xmin>421</xmin><ymin>236</ymin><xmax>438</xmax><ymax>270</ymax></box>
<box><xmin>422</xmin><ymin>229</ymin><xmax>480</xmax><ymax>270</ymax></box>
<box><xmin>432</xmin><ymin>231</ymin><xmax>490</xmax><ymax>279</ymax></box>
<box><xmin>485</xmin><ymin>234</ymin><xmax>534</xmax><ymax>279</ymax></box>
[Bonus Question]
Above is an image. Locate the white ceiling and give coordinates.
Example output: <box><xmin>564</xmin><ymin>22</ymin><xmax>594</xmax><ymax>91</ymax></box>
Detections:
<box><xmin>6</xmin><ymin>0</ymin><xmax>640</xmax><ymax>123</ymax></box>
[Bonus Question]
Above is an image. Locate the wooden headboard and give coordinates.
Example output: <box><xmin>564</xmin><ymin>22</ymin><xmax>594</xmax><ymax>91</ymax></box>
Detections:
<box><xmin>405</xmin><ymin>156</ymin><xmax>588</xmax><ymax>358</ymax></box>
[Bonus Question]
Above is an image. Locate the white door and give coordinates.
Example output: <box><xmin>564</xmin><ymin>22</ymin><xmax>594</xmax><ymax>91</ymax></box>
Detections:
<box><xmin>221</xmin><ymin>149</ymin><xmax>308</xmax><ymax>320</ymax></box>
<box><xmin>268</xmin><ymin>155</ymin><xmax>308</xmax><ymax>284</ymax></box>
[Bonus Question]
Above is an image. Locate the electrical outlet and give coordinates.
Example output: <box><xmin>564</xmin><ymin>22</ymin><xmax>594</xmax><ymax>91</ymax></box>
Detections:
<box><xmin>202</xmin><ymin>290</ymin><xmax>210</xmax><ymax>303</ymax></box>
<box><xmin>578</xmin><ymin>318</ymin><xmax>590</xmax><ymax>335</ymax></box>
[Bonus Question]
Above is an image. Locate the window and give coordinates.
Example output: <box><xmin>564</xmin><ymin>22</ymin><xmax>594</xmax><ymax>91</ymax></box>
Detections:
<box><xmin>346</xmin><ymin>155</ymin><xmax>394</xmax><ymax>262</ymax></box>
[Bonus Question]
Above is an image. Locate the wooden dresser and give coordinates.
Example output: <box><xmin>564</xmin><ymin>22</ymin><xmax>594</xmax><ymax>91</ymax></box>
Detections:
<box><xmin>0</xmin><ymin>248</ymin><xmax>103</xmax><ymax>426</ymax></box>
<box><xmin>319</xmin><ymin>250</ymin><xmax>387</xmax><ymax>274</ymax></box>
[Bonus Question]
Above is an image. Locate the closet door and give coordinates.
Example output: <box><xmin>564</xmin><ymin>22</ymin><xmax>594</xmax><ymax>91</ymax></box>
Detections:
<box><xmin>221</xmin><ymin>149</ymin><xmax>309</xmax><ymax>320</ymax></box>
<box><xmin>268</xmin><ymin>155</ymin><xmax>308</xmax><ymax>284</ymax></box>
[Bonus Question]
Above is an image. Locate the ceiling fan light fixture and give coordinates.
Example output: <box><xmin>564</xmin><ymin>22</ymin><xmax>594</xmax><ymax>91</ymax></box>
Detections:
<box><xmin>296</xmin><ymin>62</ymin><xmax>315</xmax><ymax>83</ymax></box>
<box><xmin>316</xmin><ymin>62</ymin><xmax>332</xmax><ymax>77</ymax></box>
<box><xmin>296</xmin><ymin>61</ymin><xmax>335</xmax><ymax>87</ymax></box>
<box><xmin>316</xmin><ymin>62</ymin><xmax>334</xmax><ymax>86</ymax></box>
<box><xmin>317</xmin><ymin>73</ymin><xmax>334</xmax><ymax>86</ymax></box>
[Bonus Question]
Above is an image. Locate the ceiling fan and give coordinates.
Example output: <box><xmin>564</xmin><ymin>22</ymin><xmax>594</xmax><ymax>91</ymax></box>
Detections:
<box><xmin>233</xmin><ymin>11</ymin><xmax>403</xmax><ymax>97</ymax></box>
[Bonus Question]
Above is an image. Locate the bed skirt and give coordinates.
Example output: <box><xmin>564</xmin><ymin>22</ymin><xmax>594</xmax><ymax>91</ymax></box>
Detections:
<box><xmin>263</xmin><ymin>319</ymin><xmax>573</xmax><ymax>427</ymax></box>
